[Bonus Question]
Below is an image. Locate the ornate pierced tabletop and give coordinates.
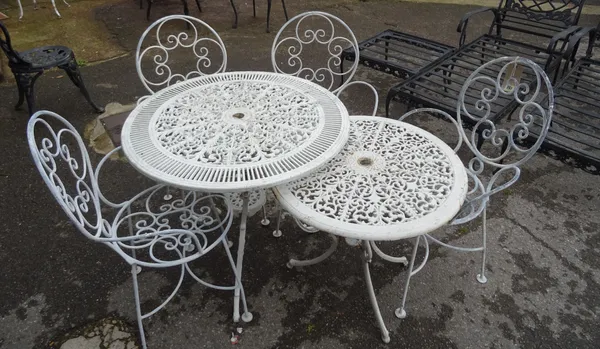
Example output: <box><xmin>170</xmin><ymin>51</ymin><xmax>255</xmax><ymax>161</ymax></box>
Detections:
<box><xmin>121</xmin><ymin>71</ymin><xmax>350</xmax><ymax>324</ymax></box>
<box><xmin>122</xmin><ymin>72</ymin><xmax>350</xmax><ymax>192</ymax></box>
<box><xmin>274</xmin><ymin>115</ymin><xmax>468</xmax><ymax>241</ymax></box>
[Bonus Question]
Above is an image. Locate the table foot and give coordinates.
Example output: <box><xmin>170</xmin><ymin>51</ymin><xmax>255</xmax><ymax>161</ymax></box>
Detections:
<box><xmin>477</xmin><ymin>274</ymin><xmax>487</xmax><ymax>284</ymax></box>
<box><xmin>261</xmin><ymin>218</ymin><xmax>270</xmax><ymax>226</ymax></box>
<box><xmin>241</xmin><ymin>311</ymin><xmax>253</xmax><ymax>322</ymax></box>
<box><xmin>272</xmin><ymin>229</ymin><xmax>282</xmax><ymax>237</ymax></box>
<box><xmin>382</xmin><ymin>332</ymin><xmax>391</xmax><ymax>343</ymax></box>
<box><xmin>394</xmin><ymin>308</ymin><xmax>407</xmax><ymax>319</ymax></box>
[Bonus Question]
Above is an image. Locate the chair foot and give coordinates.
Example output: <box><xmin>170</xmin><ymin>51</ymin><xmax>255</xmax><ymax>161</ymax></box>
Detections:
<box><xmin>261</xmin><ymin>218</ymin><xmax>270</xmax><ymax>226</ymax></box>
<box><xmin>477</xmin><ymin>274</ymin><xmax>487</xmax><ymax>284</ymax></box>
<box><xmin>381</xmin><ymin>332</ymin><xmax>391</xmax><ymax>343</ymax></box>
<box><xmin>394</xmin><ymin>308</ymin><xmax>406</xmax><ymax>319</ymax></box>
<box><xmin>272</xmin><ymin>229</ymin><xmax>282</xmax><ymax>237</ymax></box>
<box><xmin>241</xmin><ymin>311</ymin><xmax>253</xmax><ymax>322</ymax></box>
<box><xmin>286</xmin><ymin>261</ymin><xmax>293</xmax><ymax>269</ymax></box>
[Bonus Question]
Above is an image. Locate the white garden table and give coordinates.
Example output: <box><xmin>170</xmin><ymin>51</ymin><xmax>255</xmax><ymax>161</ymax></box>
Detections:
<box><xmin>121</xmin><ymin>71</ymin><xmax>350</xmax><ymax>322</ymax></box>
<box><xmin>274</xmin><ymin>115</ymin><xmax>468</xmax><ymax>342</ymax></box>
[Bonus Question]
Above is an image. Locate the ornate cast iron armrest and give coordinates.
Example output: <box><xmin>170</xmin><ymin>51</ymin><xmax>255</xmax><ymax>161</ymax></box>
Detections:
<box><xmin>335</xmin><ymin>81</ymin><xmax>379</xmax><ymax>116</ymax></box>
<box><xmin>456</xmin><ymin>7</ymin><xmax>497</xmax><ymax>47</ymax></box>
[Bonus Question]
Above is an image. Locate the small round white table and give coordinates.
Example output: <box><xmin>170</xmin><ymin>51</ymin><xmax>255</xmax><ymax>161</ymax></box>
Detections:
<box><xmin>121</xmin><ymin>71</ymin><xmax>350</xmax><ymax>322</ymax></box>
<box><xmin>274</xmin><ymin>115</ymin><xmax>468</xmax><ymax>343</ymax></box>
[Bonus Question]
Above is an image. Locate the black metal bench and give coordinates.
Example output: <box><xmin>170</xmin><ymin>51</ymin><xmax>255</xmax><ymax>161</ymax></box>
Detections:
<box><xmin>385</xmin><ymin>0</ymin><xmax>586</xmax><ymax>122</ymax></box>
<box><xmin>527</xmin><ymin>25</ymin><xmax>600</xmax><ymax>174</ymax></box>
<box><xmin>341</xmin><ymin>29</ymin><xmax>454</xmax><ymax>80</ymax></box>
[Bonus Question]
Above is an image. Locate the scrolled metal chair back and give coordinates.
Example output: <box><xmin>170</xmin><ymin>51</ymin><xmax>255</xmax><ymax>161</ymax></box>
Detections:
<box><xmin>271</xmin><ymin>11</ymin><xmax>359</xmax><ymax>93</ymax></box>
<box><xmin>27</xmin><ymin>111</ymin><xmax>106</xmax><ymax>240</ymax></box>
<box><xmin>136</xmin><ymin>15</ymin><xmax>228</xmax><ymax>94</ymax></box>
<box><xmin>457</xmin><ymin>56</ymin><xmax>553</xmax><ymax>175</ymax></box>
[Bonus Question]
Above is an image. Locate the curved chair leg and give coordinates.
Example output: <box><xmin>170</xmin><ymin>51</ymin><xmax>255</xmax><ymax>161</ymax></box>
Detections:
<box><xmin>60</xmin><ymin>58</ymin><xmax>105</xmax><ymax>113</ymax></box>
<box><xmin>14</xmin><ymin>71</ymin><xmax>42</xmax><ymax>115</ymax></box>
<box><xmin>131</xmin><ymin>264</ymin><xmax>148</xmax><ymax>349</ymax></box>
<box><xmin>181</xmin><ymin>0</ymin><xmax>189</xmax><ymax>16</ymax></box>
<box><xmin>146</xmin><ymin>0</ymin><xmax>152</xmax><ymax>20</ymax></box>
<box><xmin>50</xmin><ymin>0</ymin><xmax>62</xmax><ymax>18</ymax></box>
<box><xmin>281</xmin><ymin>0</ymin><xmax>288</xmax><ymax>20</ymax></box>
<box><xmin>266</xmin><ymin>0</ymin><xmax>272</xmax><ymax>33</ymax></box>
<box><xmin>63</xmin><ymin>0</ymin><xmax>70</xmax><ymax>7</ymax></box>
<box><xmin>230</xmin><ymin>0</ymin><xmax>238</xmax><ymax>29</ymax></box>
<box><xmin>361</xmin><ymin>240</ymin><xmax>390</xmax><ymax>343</ymax></box>
<box><xmin>18</xmin><ymin>0</ymin><xmax>24</xmax><ymax>20</ymax></box>
<box><xmin>287</xmin><ymin>234</ymin><xmax>339</xmax><ymax>268</ymax></box>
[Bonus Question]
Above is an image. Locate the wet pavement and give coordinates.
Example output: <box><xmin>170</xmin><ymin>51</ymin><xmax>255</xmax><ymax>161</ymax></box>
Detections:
<box><xmin>0</xmin><ymin>1</ymin><xmax>599</xmax><ymax>348</ymax></box>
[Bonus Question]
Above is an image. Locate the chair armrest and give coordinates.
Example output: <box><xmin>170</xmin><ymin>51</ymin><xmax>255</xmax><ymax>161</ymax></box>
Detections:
<box><xmin>546</xmin><ymin>25</ymin><xmax>584</xmax><ymax>55</ymax></box>
<box><xmin>336</xmin><ymin>81</ymin><xmax>379</xmax><ymax>116</ymax></box>
<box><xmin>457</xmin><ymin>7</ymin><xmax>497</xmax><ymax>46</ymax></box>
<box><xmin>563</xmin><ymin>25</ymin><xmax>598</xmax><ymax>59</ymax></box>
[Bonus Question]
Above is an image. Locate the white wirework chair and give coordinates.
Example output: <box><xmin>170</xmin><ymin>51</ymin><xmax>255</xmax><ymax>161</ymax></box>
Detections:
<box><xmin>271</xmin><ymin>11</ymin><xmax>379</xmax><ymax>116</ymax></box>
<box><xmin>394</xmin><ymin>56</ymin><xmax>554</xmax><ymax>319</ymax></box>
<box><xmin>27</xmin><ymin>111</ymin><xmax>252</xmax><ymax>349</ymax></box>
<box><xmin>270</xmin><ymin>11</ymin><xmax>379</xmax><ymax>236</ymax></box>
<box><xmin>135</xmin><ymin>15</ymin><xmax>269</xmax><ymax>223</ymax></box>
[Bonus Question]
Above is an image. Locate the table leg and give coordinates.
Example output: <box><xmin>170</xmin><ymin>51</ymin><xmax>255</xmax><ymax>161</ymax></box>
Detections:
<box><xmin>361</xmin><ymin>240</ymin><xmax>390</xmax><ymax>343</ymax></box>
<box><xmin>233</xmin><ymin>192</ymin><xmax>252</xmax><ymax>322</ymax></box>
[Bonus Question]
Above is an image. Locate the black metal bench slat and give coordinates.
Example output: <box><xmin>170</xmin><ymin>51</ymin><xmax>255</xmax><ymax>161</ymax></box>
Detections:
<box><xmin>558</xmin><ymin>89</ymin><xmax>600</xmax><ymax>109</ymax></box>
<box><xmin>342</xmin><ymin>29</ymin><xmax>454</xmax><ymax>79</ymax></box>
<box><xmin>360</xmin><ymin>43</ymin><xmax>433</xmax><ymax>67</ymax></box>
<box><xmin>525</xmin><ymin>58</ymin><xmax>600</xmax><ymax>173</ymax></box>
<box><xmin>364</xmin><ymin>38</ymin><xmax>451</xmax><ymax>58</ymax></box>
<box><xmin>362</xmin><ymin>43</ymin><xmax>439</xmax><ymax>66</ymax></box>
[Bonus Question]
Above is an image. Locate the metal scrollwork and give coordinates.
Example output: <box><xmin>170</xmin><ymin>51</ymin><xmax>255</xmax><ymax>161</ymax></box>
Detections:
<box><xmin>457</xmin><ymin>56</ymin><xmax>553</xmax><ymax>170</ymax></box>
<box><xmin>271</xmin><ymin>11</ymin><xmax>359</xmax><ymax>93</ymax></box>
<box><xmin>28</xmin><ymin>114</ymin><xmax>105</xmax><ymax>238</ymax></box>
<box><xmin>507</xmin><ymin>0</ymin><xmax>582</xmax><ymax>25</ymax></box>
<box><xmin>136</xmin><ymin>15</ymin><xmax>227</xmax><ymax>94</ymax></box>
<box><xmin>28</xmin><ymin>111</ymin><xmax>235</xmax><ymax>269</ymax></box>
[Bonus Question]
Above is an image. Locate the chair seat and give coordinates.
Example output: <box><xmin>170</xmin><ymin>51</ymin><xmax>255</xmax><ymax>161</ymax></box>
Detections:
<box><xmin>387</xmin><ymin>34</ymin><xmax>561</xmax><ymax>122</ymax></box>
<box><xmin>17</xmin><ymin>45</ymin><xmax>73</xmax><ymax>69</ymax></box>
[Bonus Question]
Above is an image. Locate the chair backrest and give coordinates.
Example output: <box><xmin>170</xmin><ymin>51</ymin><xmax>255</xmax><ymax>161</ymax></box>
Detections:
<box><xmin>135</xmin><ymin>15</ymin><xmax>227</xmax><ymax>94</ymax></box>
<box><xmin>0</xmin><ymin>21</ymin><xmax>28</xmax><ymax>66</ymax></box>
<box><xmin>27</xmin><ymin>111</ymin><xmax>106</xmax><ymax>240</ymax></box>
<box><xmin>457</xmin><ymin>56</ymin><xmax>554</xmax><ymax>173</ymax></box>
<box><xmin>271</xmin><ymin>11</ymin><xmax>359</xmax><ymax>93</ymax></box>
<box><xmin>492</xmin><ymin>0</ymin><xmax>585</xmax><ymax>39</ymax></box>
<box><xmin>398</xmin><ymin>57</ymin><xmax>553</xmax><ymax>222</ymax></box>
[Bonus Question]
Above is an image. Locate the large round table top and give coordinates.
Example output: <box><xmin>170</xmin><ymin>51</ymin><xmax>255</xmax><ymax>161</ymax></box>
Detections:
<box><xmin>274</xmin><ymin>115</ymin><xmax>469</xmax><ymax>241</ymax></box>
<box><xmin>122</xmin><ymin>72</ymin><xmax>350</xmax><ymax>192</ymax></box>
